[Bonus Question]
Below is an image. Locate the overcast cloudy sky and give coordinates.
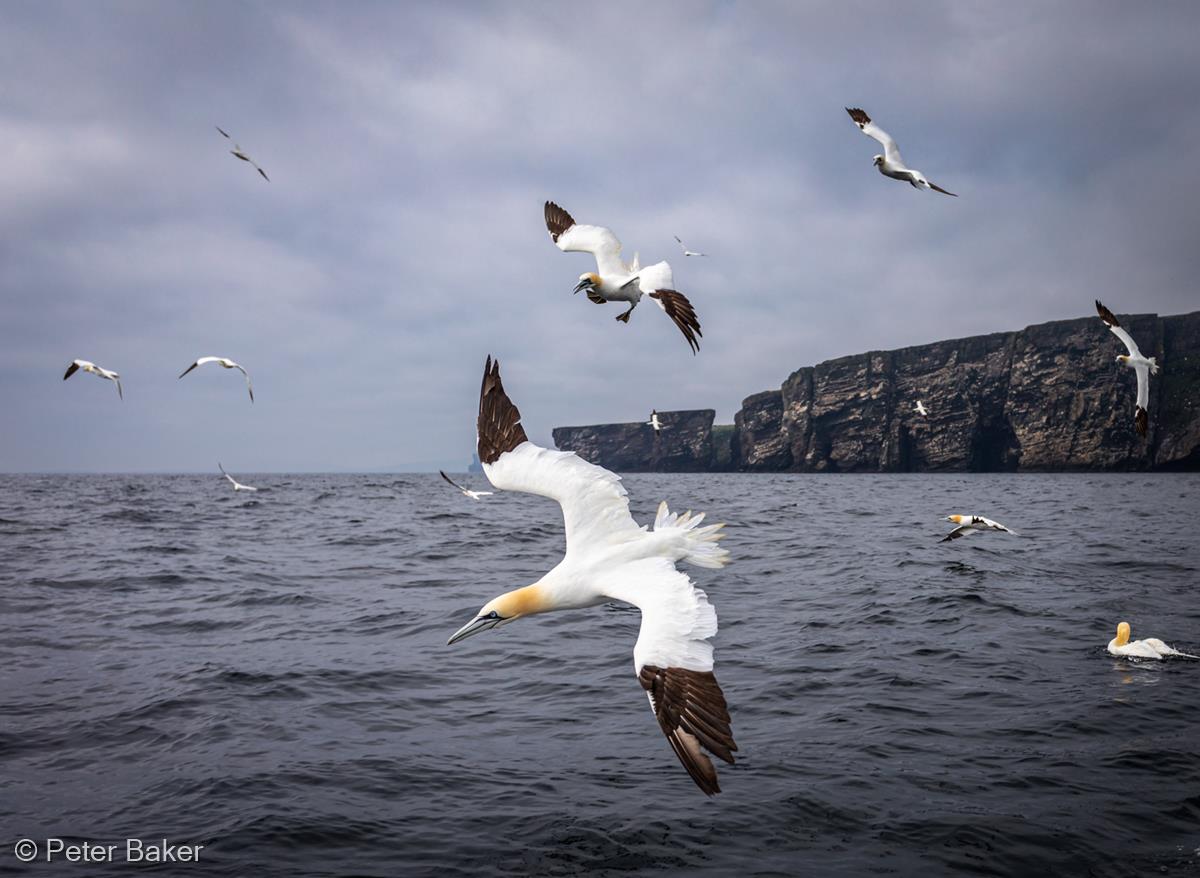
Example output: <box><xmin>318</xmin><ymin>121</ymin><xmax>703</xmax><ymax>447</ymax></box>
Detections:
<box><xmin>3</xmin><ymin>1</ymin><xmax>1198</xmax><ymax>472</ymax></box>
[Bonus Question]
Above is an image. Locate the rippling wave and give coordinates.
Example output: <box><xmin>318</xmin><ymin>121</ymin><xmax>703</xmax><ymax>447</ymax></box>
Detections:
<box><xmin>1</xmin><ymin>472</ymin><xmax>1199</xmax><ymax>876</ymax></box>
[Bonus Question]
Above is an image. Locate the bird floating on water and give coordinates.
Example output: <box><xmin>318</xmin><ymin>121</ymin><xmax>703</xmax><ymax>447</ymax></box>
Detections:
<box><xmin>845</xmin><ymin>108</ymin><xmax>956</xmax><ymax>196</ymax></box>
<box><xmin>178</xmin><ymin>357</ymin><xmax>254</xmax><ymax>403</ymax></box>
<box><xmin>439</xmin><ymin>470</ymin><xmax>493</xmax><ymax>500</ymax></box>
<box><xmin>219</xmin><ymin>463</ymin><xmax>258</xmax><ymax>492</ymax></box>
<box><xmin>941</xmin><ymin>515</ymin><xmax>1017</xmax><ymax>542</ymax></box>
<box><xmin>914</xmin><ymin>400</ymin><xmax>929</xmax><ymax>418</ymax></box>
<box><xmin>1095</xmin><ymin>300</ymin><xmax>1158</xmax><ymax>437</ymax></box>
<box><xmin>545</xmin><ymin>201</ymin><xmax>704</xmax><ymax>354</ymax></box>
<box><xmin>1107</xmin><ymin>622</ymin><xmax>1197</xmax><ymax>660</ymax></box>
<box><xmin>648</xmin><ymin>409</ymin><xmax>662</xmax><ymax>437</ymax></box>
<box><xmin>216</xmin><ymin>126</ymin><xmax>269</xmax><ymax>182</ymax></box>
<box><xmin>63</xmin><ymin>359</ymin><xmax>122</xmax><ymax>400</ymax></box>
<box><xmin>674</xmin><ymin>235</ymin><xmax>708</xmax><ymax>257</ymax></box>
<box><xmin>448</xmin><ymin>357</ymin><xmax>737</xmax><ymax>794</ymax></box>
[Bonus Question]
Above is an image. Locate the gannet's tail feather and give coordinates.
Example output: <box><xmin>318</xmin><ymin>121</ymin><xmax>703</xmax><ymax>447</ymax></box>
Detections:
<box><xmin>654</xmin><ymin>500</ymin><xmax>729</xmax><ymax>569</ymax></box>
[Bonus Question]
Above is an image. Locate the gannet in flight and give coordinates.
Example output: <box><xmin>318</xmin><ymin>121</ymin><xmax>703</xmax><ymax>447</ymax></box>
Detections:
<box><xmin>216</xmin><ymin>126</ymin><xmax>269</xmax><ymax>182</ymax></box>
<box><xmin>218</xmin><ymin>463</ymin><xmax>258</xmax><ymax>492</ymax></box>
<box><xmin>674</xmin><ymin>236</ymin><xmax>708</xmax><ymax>258</ymax></box>
<box><xmin>439</xmin><ymin>470</ymin><xmax>493</xmax><ymax>500</ymax></box>
<box><xmin>914</xmin><ymin>400</ymin><xmax>929</xmax><ymax>418</ymax></box>
<box><xmin>178</xmin><ymin>357</ymin><xmax>254</xmax><ymax>402</ymax></box>
<box><xmin>1107</xmin><ymin>622</ymin><xmax>1198</xmax><ymax>660</ymax></box>
<box><xmin>449</xmin><ymin>357</ymin><xmax>737</xmax><ymax>794</ymax></box>
<box><xmin>63</xmin><ymin>359</ymin><xmax>123</xmax><ymax>400</ymax></box>
<box><xmin>1095</xmin><ymin>300</ymin><xmax>1158</xmax><ymax>437</ymax></box>
<box><xmin>941</xmin><ymin>515</ymin><xmax>1017</xmax><ymax>542</ymax></box>
<box><xmin>545</xmin><ymin>201</ymin><xmax>704</xmax><ymax>354</ymax></box>
<box><xmin>845</xmin><ymin>108</ymin><xmax>957</xmax><ymax>196</ymax></box>
<box><xmin>648</xmin><ymin>409</ymin><xmax>662</xmax><ymax>437</ymax></box>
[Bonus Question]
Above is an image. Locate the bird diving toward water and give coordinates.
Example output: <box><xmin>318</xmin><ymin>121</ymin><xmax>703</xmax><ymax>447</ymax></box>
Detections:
<box><xmin>545</xmin><ymin>201</ymin><xmax>704</xmax><ymax>354</ymax></box>
<box><xmin>914</xmin><ymin>400</ymin><xmax>929</xmax><ymax>418</ymax></box>
<box><xmin>218</xmin><ymin>463</ymin><xmax>258</xmax><ymax>492</ymax></box>
<box><xmin>63</xmin><ymin>359</ymin><xmax>123</xmax><ymax>400</ymax></box>
<box><xmin>215</xmin><ymin>126</ymin><xmax>269</xmax><ymax>182</ymax></box>
<box><xmin>941</xmin><ymin>515</ymin><xmax>1017</xmax><ymax>542</ymax></box>
<box><xmin>1095</xmin><ymin>300</ymin><xmax>1158</xmax><ymax>437</ymax></box>
<box><xmin>648</xmin><ymin>409</ymin><xmax>662</xmax><ymax>437</ymax></box>
<box><xmin>448</xmin><ymin>357</ymin><xmax>737</xmax><ymax>794</ymax></box>
<box><xmin>845</xmin><ymin>108</ymin><xmax>957</xmax><ymax>196</ymax></box>
<box><xmin>674</xmin><ymin>235</ymin><xmax>708</xmax><ymax>257</ymax></box>
<box><xmin>178</xmin><ymin>357</ymin><xmax>254</xmax><ymax>403</ymax></box>
<box><xmin>1107</xmin><ymin>622</ymin><xmax>1198</xmax><ymax>660</ymax></box>
<box><xmin>439</xmin><ymin>470</ymin><xmax>493</xmax><ymax>500</ymax></box>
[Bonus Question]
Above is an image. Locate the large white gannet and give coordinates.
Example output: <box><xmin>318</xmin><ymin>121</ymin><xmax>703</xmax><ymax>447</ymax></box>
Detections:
<box><xmin>941</xmin><ymin>515</ymin><xmax>1017</xmax><ymax>542</ymax></box>
<box><xmin>648</xmin><ymin>409</ymin><xmax>663</xmax><ymax>437</ymax></box>
<box><xmin>448</xmin><ymin>357</ymin><xmax>737</xmax><ymax>794</ymax></box>
<box><xmin>914</xmin><ymin>400</ymin><xmax>929</xmax><ymax>418</ymax></box>
<box><xmin>216</xmin><ymin>126</ymin><xmax>269</xmax><ymax>182</ymax></box>
<box><xmin>674</xmin><ymin>235</ymin><xmax>708</xmax><ymax>258</ymax></box>
<box><xmin>63</xmin><ymin>359</ymin><xmax>123</xmax><ymax>400</ymax></box>
<box><xmin>845</xmin><ymin>108</ymin><xmax>957</xmax><ymax>196</ymax></box>
<box><xmin>439</xmin><ymin>470</ymin><xmax>493</xmax><ymax>500</ymax></box>
<box><xmin>1095</xmin><ymin>300</ymin><xmax>1158</xmax><ymax>437</ymax></box>
<box><xmin>1107</xmin><ymin>622</ymin><xmax>1198</xmax><ymax>660</ymax></box>
<box><xmin>545</xmin><ymin>202</ymin><xmax>704</xmax><ymax>354</ymax></box>
<box><xmin>218</xmin><ymin>463</ymin><xmax>258</xmax><ymax>492</ymax></box>
<box><xmin>178</xmin><ymin>357</ymin><xmax>254</xmax><ymax>403</ymax></box>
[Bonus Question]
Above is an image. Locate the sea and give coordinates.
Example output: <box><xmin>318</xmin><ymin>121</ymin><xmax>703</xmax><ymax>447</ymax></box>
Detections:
<box><xmin>1</xmin><ymin>472</ymin><xmax>1198</xmax><ymax>877</ymax></box>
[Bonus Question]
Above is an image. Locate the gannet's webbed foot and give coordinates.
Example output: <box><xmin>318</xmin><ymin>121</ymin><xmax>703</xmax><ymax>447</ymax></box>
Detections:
<box><xmin>616</xmin><ymin>304</ymin><xmax>635</xmax><ymax>323</ymax></box>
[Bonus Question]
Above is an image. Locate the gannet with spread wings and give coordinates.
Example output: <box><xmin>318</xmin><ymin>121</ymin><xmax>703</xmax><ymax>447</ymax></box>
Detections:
<box><xmin>845</xmin><ymin>107</ymin><xmax>957</xmax><ymax>196</ymax></box>
<box><xmin>1095</xmin><ymin>300</ymin><xmax>1158</xmax><ymax>437</ymax></box>
<box><xmin>448</xmin><ymin>357</ymin><xmax>737</xmax><ymax>794</ymax></box>
<box><xmin>545</xmin><ymin>202</ymin><xmax>704</xmax><ymax>354</ymax></box>
<box><xmin>178</xmin><ymin>357</ymin><xmax>254</xmax><ymax>403</ymax></box>
<box><xmin>63</xmin><ymin>359</ymin><xmax>123</xmax><ymax>400</ymax></box>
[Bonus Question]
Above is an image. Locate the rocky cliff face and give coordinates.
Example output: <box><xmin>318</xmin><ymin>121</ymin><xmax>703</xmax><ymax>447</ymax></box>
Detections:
<box><xmin>735</xmin><ymin>310</ymin><xmax>1200</xmax><ymax>472</ymax></box>
<box><xmin>551</xmin><ymin>311</ymin><xmax>1200</xmax><ymax>472</ymax></box>
<box><xmin>552</xmin><ymin>410</ymin><xmax>717</xmax><ymax>472</ymax></box>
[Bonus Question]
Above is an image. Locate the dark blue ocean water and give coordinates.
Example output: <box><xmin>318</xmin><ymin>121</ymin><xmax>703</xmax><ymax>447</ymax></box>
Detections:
<box><xmin>1</xmin><ymin>472</ymin><xmax>1199</xmax><ymax>877</ymax></box>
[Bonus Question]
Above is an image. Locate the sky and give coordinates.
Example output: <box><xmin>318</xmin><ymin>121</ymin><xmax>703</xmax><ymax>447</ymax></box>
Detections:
<box><xmin>2</xmin><ymin>1</ymin><xmax>1199</xmax><ymax>472</ymax></box>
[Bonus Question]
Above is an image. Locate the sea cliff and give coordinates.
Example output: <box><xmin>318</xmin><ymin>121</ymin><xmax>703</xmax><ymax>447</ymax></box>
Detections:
<box><xmin>552</xmin><ymin>310</ymin><xmax>1200</xmax><ymax>472</ymax></box>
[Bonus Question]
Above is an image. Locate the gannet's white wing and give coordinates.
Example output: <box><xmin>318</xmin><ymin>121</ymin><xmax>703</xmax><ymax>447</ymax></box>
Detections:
<box><xmin>477</xmin><ymin>357</ymin><xmax>643</xmax><ymax>551</ymax></box>
<box><xmin>846</xmin><ymin>107</ymin><xmax>904</xmax><ymax>166</ymax></box>
<box><xmin>232</xmin><ymin>363</ymin><xmax>254</xmax><ymax>403</ymax></box>
<box><xmin>940</xmin><ymin>525</ymin><xmax>977</xmax><ymax>542</ymax></box>
<box><xmin>1140</xmin><ymin>638</ymin><xmax>1199</xmax><ymax>659</ymax></box>
<box><xmin>1110</xmin><ymin>640</ymin><xmax>1164</xmax><ymax>659</ymax></box>
<box><xmin>1095</xmin><ymin>300</ymin><xmax>1144</xmax><ymax>358</ymax></box>
<box><xmin>599</xmin><ymin>557</ymin><xmax>735</xmax><ymax>796</ymax></box>
<box><xmin>218</xmin><ymin>462</ymin><xmax>237</xmax><ymax>486</ymax></box>
<box><xmin>64</xmin><ymin>360</ymin><xmax>84</xmax><ymax>381</ymax></box>
<box><xmin>1135</xmin><ymin>363</ymin><xmax>1150</xmax><ymax>411</ymax></box>
<box><xmin>544</xmin><ymin>201</ymin><xmax>631</xmax><ymax>278</ymax></box>
<box><xmin>178</xmin><ymin>356</ymin><xmax>219</xmax><ymax>379</ymax></box>
<box><xmin>975</xmin><ymin>516</ymin><xmax>1017</xmax><ymax>535</ymax></box>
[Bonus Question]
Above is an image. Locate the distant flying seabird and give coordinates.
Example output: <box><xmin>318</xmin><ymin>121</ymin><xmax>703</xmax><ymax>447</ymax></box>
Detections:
<box><xmin>216</xmin><ymin>126</ymin><xmax>270</xmax><ymax>182</ymax></box>
<box><xmin>63</xmin><ymin>359</ymin><xmax>123</xmax><ymax>400</ymax></box>
<box><xmin>648</xmin><ymin>409</ymin><xmax>662</xmax><ymax>437</ymax></box>
<box><xmin>219</xmin><ymin>463</ymin><xmax>258</xmax><ymax>492</ymax></box>
<box><xmin>449</xmin><ymin>357</ymin><xmax>737</xmax><ymax>794</ymax></box>
<box><xmin>674</xmin><ymin>235</ymin><xmax>708</xmax><ymax>258</ymax></box>
<box><xmin>439</xmin><ymin>470</ymin><xmax>493</xmax><ymax>500</ymax></box>
<box><xmin>914</xmin><ymin>400</ymin><xmax>929</xmax><ymax>418</ymax></box>
<box><xmin>1095</xmin><ymin>300</ymin><xmax>1158</xmax><ymax>437</ymax></box>
<box><xmin>1107</xmin><ymin>622</ymin><xmax>1198</xmax><ymax>660</ymax></box>
<box><xmin>545</xmin><ymin>201</ymin><xmax>704</xmax><ymax>354</ymax></box>
<box><xmin>941</xmin><ymin>514</ymin><xmax>1017</xmax><ymax>542</ymax></box>
<box><xmin>178</xmin><ymin>357</ymin><xmax>254</xmax><ymax>403</ymax></box>
<box><xmin>845</xmin><ymin>108</ymin><xmax>957</xmax><ymax>196</ymax></box>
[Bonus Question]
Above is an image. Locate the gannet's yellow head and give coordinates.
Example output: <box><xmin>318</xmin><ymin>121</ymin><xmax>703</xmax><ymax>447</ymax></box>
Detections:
<box><xmin>573</xmin><ymin>272</ymin><xmax>601</xmax><ymax>295</ymax></box>
<box><xmin>945</xmin><ymin>515</ymin><xmax>963</xmax><ymax>524</ymax></box>
<box><xmin>1116</xmin><ymin>354</ymin><xmax>1128</xmax><ymax>365</ymax></box>
<box><xmin>447</xmin><ymin>584</ymin><xmax>549</xmax><ymax>645</ymax></box>
<box><xmin>1114</xmin><ymin>621</ymin><xmax>1131</xmax><ymax>647</ymax></box>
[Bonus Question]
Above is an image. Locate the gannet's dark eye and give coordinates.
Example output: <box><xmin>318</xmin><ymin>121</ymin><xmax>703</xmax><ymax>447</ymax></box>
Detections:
<box><xmin>487</xmin><ymin>611</ymin><xmax>499</xmax><ymax>620</ymax></box>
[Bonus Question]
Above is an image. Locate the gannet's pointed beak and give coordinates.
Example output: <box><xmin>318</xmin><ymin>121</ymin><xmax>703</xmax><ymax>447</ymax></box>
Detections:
<box><xmin>573</xmin><ymin>278</ymin><xmax>594</xmax><ymax>295</ymax></box>
<box><xmin>447</xmin><ymin>612</ymin><xmax>501</xmax><ymax>646</ymax></box>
